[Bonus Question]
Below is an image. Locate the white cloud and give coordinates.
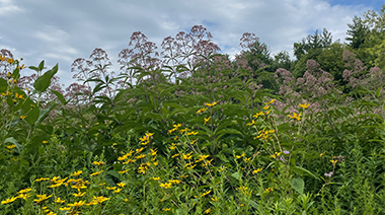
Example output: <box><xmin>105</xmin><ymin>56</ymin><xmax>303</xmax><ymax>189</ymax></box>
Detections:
<box><xmin>0</xmin><ymin>0</ymin><xmax>381</xmax><ymax>88</ymax></box>
<box><xmin>0</xmin><ymin>0</ymin><xmax>23</xmax><ymax>16</ymax></box>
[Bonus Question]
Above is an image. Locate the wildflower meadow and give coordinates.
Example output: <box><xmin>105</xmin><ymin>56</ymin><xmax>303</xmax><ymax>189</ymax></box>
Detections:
<box><xmin>1</xmin><ymin>8</ymin><xmax>385</xmax><ymax>214</ymax></box>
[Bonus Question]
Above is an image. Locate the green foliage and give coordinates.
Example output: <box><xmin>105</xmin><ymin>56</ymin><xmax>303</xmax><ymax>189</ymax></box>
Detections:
<box><xmin>2</xmin><ymin>22</ymin><xmax>385</xmax><ymax>214</ymax></box>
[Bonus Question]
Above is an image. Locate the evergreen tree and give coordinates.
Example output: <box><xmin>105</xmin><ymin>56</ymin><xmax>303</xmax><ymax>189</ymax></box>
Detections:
<box><xmin>345</xmin><ymin>15</ymin><xmax>369</xmax><ymax>49</ymax></box>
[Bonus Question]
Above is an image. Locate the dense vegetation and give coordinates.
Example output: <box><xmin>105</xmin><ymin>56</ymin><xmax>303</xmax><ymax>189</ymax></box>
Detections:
<box><xmin>1</xmin><ymin>5</ymin><xmax>385</xmax><ymax>215</ymax></box>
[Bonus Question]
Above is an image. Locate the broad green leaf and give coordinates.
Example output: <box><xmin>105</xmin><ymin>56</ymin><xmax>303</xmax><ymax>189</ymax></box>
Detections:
<box><xmin>33</xmin><ymin>63</ymin><xmax>59</xmax><ymax>92</ymax></box>
<box><xmin>231</xmin><ymin>172</ymin><xmax>241</xmax><ymax>180</ymax></box>
<box><xmin>51</xmin><ymin>90</ymin><xmax>66</xmax><ymax>105</ymax></box>
<box><xmin>290</xmin><ymin>177</ymin><xmax>304</xmax><ymax>195</ymax></box>
<box><xmin>25</xmin><ymin>106</ymin><xmax>40</xmax><ymax>125</ymax></box>
<box><xmin>291</xmin><ymin>166</ymin><xmax>319</xmax><ymax>180</ymax></box>
<box><xmin>0</xmin><ymin>77</ymin><xmax>7</xmax><ymax>93</ymax></box>
<box><xmin>12</xmin><ymin>68</ymin><xmax>20</xmax><ymax>80</ymax></box>
<box><xmin>38</xmin><ymin>60</ymin><xmax>45</xmax><ymax>71</ymax></box>
<box><xmin>107</xmin><ymin>170</ymin><xmax>121</xmax><ymax>180</ymax></box>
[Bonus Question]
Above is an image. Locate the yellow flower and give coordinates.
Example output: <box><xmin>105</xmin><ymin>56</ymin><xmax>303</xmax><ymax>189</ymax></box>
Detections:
<box><xmin>246</xmin><ymin>120</ymin><xmax>255</xmax><ymax>126</ymax></box>
<box><xmin>330</xmin><ymin>160</ymin><xmax>337</xmax><ymax>164</ymax></box>
<box><xmin>136</xmin><ymin>147</ymin><xmax>144</xmax><ymax>154</ymax></box>
<box><xmin>168</xmin><ymin>128</ymin><xmax>177</xmax><ymax>134</ymax></box>
<box><xmin>197</xmin><ymin>108</ymin><xmax>207</xmax><ymax>114</ymax></box>
<box><xmin>236</xmin><ymin>153</ymin><xmax>245</xmax><ymax>159</ymax></box>
<box><xmin>34</xmin><ymin>194</ymin><xmax>52</xmax><ymax>204</ymax></box>
<box><xmin>117</xmin><ymin>182</ymin><xmax>126</xmax><ymax>187</ymax></box>
<box><xmin>48</xmin><ymin>182</ymin><xmax>64</xmax><ymax>188</ymax></box>
<box><xmin>150</xmin><ymin>148</ymin><xmax>157</xmax><ymax>156</ymax></box>
<box><xmin>106</xmin><ymin>187</ymin><xmax>116</xmax><ymax>190</ymax></box>
<box><xmin>113</xmin><ymin>188</ymin><xmax>122</xmax><ymax>193</ymax></box>
<box><xmin>18</xmin><ymin>188</ymin><xmax>32</xmax><ymax>195</ymax></box>
<box><xmin>18</xmin><ymin>64</ymin><xmax>27</xmax><ymax>70</ymax></box>
<box><xmin>90</xmin><ymin>170</ymin><xmax>103</xmax><ymax>176</ymax></box>
<box><xmin>160</xmin><ymin>183</ymin><xmax>172</xmax><ymax>189</ymax></box>
<box><xmin>135</xmin><ymin>154</ymin><xmax>146</xmax><ymax>159</ymax></box>
<box><xmin>93</xmin><ymin>196</ymin><xmax>109</xmax><ymax>203</ymax></box>
<box><xmin>186</xmin><ymin>131</ymin><xmax>198</xmax><ymax>136</ymax></box>
<box><xmin>201</xmin><ymin>190</ymin><xmax>211</xmax><ymax>197</ymax></box>
<box><xmin>263</xmin><ymin>105</ymin><xmax>270</xmax><ymax>110</ymax></box>
<box><xmin>265</xmin><ymin>99</ymin><xmax>275</xmax><ymax>105</ymax></box>
<box><xmin>169</xmin><ymin>179</ymin><xmax>181</xmax><ymax>185</ymax></box>
<box><xmin>119</xmin><ymin>169</ymin><xmax>129</xmax><ymax>174</ymax></box>
<box><xmin>299</xmin><ymin>103</ymin><xmax>310</xmax><ymax>109</ymax></box>
<box><xmin>35</xmin><ymin>177</ymin><xmax>50</xmax><ymax>182</ymax></box>
<box><xmin>54</xmin><ymin>197</ymin><xmax>65</xmax><ymax>203</ymax></box>
<box><xmin>67</xmin><ymin>200</ymin><xmax>86</xmax><ymax>208</ymax></box>
<box><xmin>180</xmin><ymin>128</ymin><xmax>189</xmax><ymax>133</ymax></box>
<box><xmin>270</xmin><ymin>152</ymin><xmax>282</xmax><ymax>159</ymax></box>
<box><xmin>172</xmin><ymin>153</ymin><xmax>179</xmax><ymax>158</ymax></box>
<box><xmin>59</xmin><ymin>207</ymin><xmax>71</xmax><ymax>211</ymax></box>
<box><xmin>252</xmin><ymin>168</ymin><xmax>263</xmax><ymax>174</ymax></box>
<box><xmin>253</xmin><ymin>111</ymin><xmax>264</xmax><ymax>118</ymax></box>
<box><xmin>205</xmin><ymin>102</ymin><xmax>217</xmax><ymax>107</ymax></box>
<box><xmin>320</xmin><ymin>151</ymin><xmax>326</xmax><ymax>157</ymax></box>
<box><xmin>20</xmin><ymin>115</ymin><xmax>27</xmax><ymax>120</ymax></box>
<box><xmin>182</xmin><ymin>152</ymin><xmax>193</xmax><ymax>160</ymax></box>
<box><xmin>93</xmin><ymin>161</ymin><xmax>105</xmax><ymax>166</ymax></box>
<box><xmin>211</xmin><ymin>196</ymin><xmax>218</xmax><ymax>202</ymax></box>
<box><xmin>204</xmin><ymin>117</ymin><xmax>211</xmax><ymax>125</ymax></box>
<box><xmin>42</xmin><ymin>140</ymin><xmax>48</xmax><ymax>144</ymax></box>
<box><xmin>86</xmin><ymin>200</ymin><xmax>98</xmax><ymax>206</ymax></box>
<box><xmin>6</xmin><ymin>144</ymin><xmax>16</xmax><ymax>149</ymax></box>
<box><xmin>205</xmin><ymin>208</ymin><xmax>211</xmax><ymax>214</ymax></box>
<box><xmin>17</xmin><ymin>193</ymin><xmax>30</xmax><ymax>199</ymax></box>
<box><xmin>263</xmin><ymin>187</ymin><xmax>273</xmax><ymax>194</ymax></box>
<box><xmin>153</xmin><ymin>177</ymin><xmax>160</xmax><ymax>181</ymax></box>
<box><xmin>1</xmin><ymin>196</ymin><xmax>18</xmax><ymax>205</ymax></box>
<box><xmin>71</xmin><ymin>170</ymin><xmax>82</xmax><ymax>177</ymax></box>
<box><xmin>163</xmin><ymin>208</ymin><xmax>171</xmax><ymax>211</ymax></box>
<box><xmin>72</xmin><ymin>192</ymin><xmax>86</xmax><ymax>197</ymax></box>
<box><xmin>288</xmin><ymin>112</ymin><xmax>301</xmax><ymax>121</ymax></box>
<box><xmin>7</xmin><ymin>58</ymin><xmax>13</xmax><ymax>64</ymax></box>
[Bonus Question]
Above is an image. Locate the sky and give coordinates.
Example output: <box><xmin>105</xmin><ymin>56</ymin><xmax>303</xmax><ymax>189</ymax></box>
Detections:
<box><xmin>1</xmin><ymin>0</ymin><xmax>384</xmax><ymax>89</ymax></box>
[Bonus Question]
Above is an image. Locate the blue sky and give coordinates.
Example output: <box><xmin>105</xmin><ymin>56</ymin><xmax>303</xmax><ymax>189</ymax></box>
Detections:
<box><xmin>0</xmin><ymin>0</ymin><xmax>384</xmax><ymax>88</ymax></box>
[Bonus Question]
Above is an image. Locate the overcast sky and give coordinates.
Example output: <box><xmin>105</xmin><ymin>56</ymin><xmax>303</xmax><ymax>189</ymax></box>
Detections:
<box><xmin>1</xmin><ymin>0</ymin><xmax>384</xmax><ymax>88</ymax></box>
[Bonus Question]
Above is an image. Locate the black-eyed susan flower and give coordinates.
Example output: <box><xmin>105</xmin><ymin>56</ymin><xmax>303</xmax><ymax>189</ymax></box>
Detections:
<box><xmin>205</xmin><ymin>102</ymin><xmax>217</xmax><ymax>107</ymax></box>
<box><xmin>299</xmin><ymin>103</ymin><xmax>310</xmax><ymax>109</ymax></box>
<box><xmin>1</xmin><ymin>196</ymin><xmax>18</xmax><ymax>205</ymax></box>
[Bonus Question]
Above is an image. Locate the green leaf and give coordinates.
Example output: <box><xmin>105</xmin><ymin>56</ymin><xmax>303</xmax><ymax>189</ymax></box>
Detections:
<box><xmin>0</xmin><ymin>77</ymin><xmax>7</xmax><ymax>93</ymax></box>
<box><xmin>106</xmin><ymin>170</ymin><xmax>121</xmax><ymax>180</ymax></box>
<box><xmin>33</xmin><ymin>63</ymin><xmax>59</xmax><ymax>92</ymax></box>
<box><xmin>28</xmin><ymin>66</ymin><xmax>39</xmax><ymax>72</ymax></box>
<box><xmin>231</xmin><ymin>172</ymin><xmax>241</xmax><ymax>180</ymax></box>
<box><xmin>290</xmin><ymin>177</ymin><xmax>304</xmax><ymax>195</ymax></box>
<box><xmin>291</xmin><ymin>166</ymin><xmax>319</xmax><ymax>180</ymax></box>
<box><xmin>25</xmin><ymin>106</ymin><xmax>40</xmax><ymax>125</ymax></box>
<box><xmin>51</xmin><ymin>90</ymin><xmax>66</xmax><ymax>105</ymax></box>
<box><xmin>249</xmin><ymin>200</ymin><xmax>259</xmax><ymax>208</ymax></box>
<box><xmin>38</xmin><ymin>60</ymin><xmax>45</xmax><ymax>71</ymax></box>
<box><xmin>38</xmin><ymin>146</ymin><xmax>45</xmax><ymax>155</ymax></box>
